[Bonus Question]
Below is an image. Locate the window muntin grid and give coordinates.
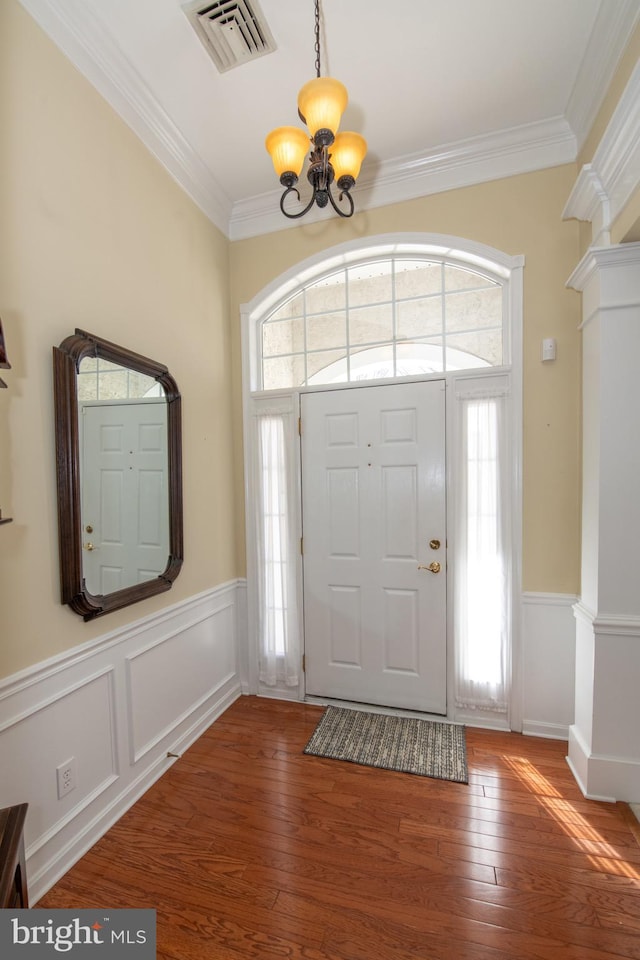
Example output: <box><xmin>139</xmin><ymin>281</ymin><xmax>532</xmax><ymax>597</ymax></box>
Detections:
<box><xmin>77</xmin><ymin>357</ymin><xmax>163</xmax><ymax>401</ymax></box>
<box><xmin>261</xmin><ymin>258</ymin><xmax>503</xmax><ymax>389</ymax></box>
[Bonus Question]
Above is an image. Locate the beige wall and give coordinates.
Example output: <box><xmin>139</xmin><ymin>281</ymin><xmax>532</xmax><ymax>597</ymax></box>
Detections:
<box><xmin>0</xmin><ymin>0</ymin><xmax>237</xmax><ymax>678</ymax></box>
<box><xmin>8</xmin><ymin>0</ymin><xmax>636</xmax><ymax>680</ymax></box>
<box><xmin>230</xmin><ymin>165</ymin><xmax>583</xmax><ymax>595</ymax></box>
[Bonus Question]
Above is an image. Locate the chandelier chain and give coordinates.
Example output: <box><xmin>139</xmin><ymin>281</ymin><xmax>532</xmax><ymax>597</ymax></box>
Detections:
<box><xmin>314</xmin><ymin>0</ymin><xmax>321</xmax><ymax>77</ymax></box>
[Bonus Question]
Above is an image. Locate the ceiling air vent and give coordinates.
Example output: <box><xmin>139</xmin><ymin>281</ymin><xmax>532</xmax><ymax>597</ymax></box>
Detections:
<box><xmin>183</xmin><ymin>0</ymin><xmax>276</xmax><ymax>73</ymax></box>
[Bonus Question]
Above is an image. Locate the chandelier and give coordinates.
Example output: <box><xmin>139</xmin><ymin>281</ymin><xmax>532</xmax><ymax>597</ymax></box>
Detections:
<box><xmin>265</xmin><ymin>0</ymin><xmax>367</xmax><ymax>220</ymax></box>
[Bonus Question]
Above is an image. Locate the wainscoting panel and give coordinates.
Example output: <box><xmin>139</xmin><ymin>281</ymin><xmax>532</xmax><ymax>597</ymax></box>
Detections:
<box><xmin>127</xmin><ymin>599</ymin><xmax>236</xmax><ymax>763</ymax></box>
<box><xmin>0</xmin><ymin>582</ymin><xmax>244</xmax><ymax>903</ymax></box>
<box><xmin>522</xmin><ymin>592</ymin><xmax>577</xmax><ymax>739</ymax></box>
<box><xmin>0</xmin><ymin>668</ymin><xmax>118</xmax><ymax>855</ymax></box>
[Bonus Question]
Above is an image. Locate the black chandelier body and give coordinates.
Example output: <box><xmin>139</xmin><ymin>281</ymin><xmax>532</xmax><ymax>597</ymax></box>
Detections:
<box><xmin>278</xmin><ymin>137</ymin><xmax>356</xmax><ymax>220</ymax></box>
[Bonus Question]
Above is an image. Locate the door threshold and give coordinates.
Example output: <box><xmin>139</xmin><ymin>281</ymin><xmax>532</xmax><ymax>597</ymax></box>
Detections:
<box><xmin>304</xmin><ymin>695</ymin><xmax>458</xmax><ymax>725</ymax></box>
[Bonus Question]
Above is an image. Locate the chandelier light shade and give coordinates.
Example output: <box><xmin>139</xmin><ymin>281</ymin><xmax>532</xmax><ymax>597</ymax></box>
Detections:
<box><xmin>297</xmin><ymin>77</ymin><xmax>348</xmax><ymax>141</ymax></box>
<box><xmin>265</xmin><ymin>0</ymin><xmax>367</xmax><ymax>220</ymax></box>
<box><xmin>331</xmin><ymin>132</ymin><xmax>367</xmax><ymax>185</ymax></box>
<box><xmin>265</xmin><ymin>127</ymin><xmax>310</xmax><ymax>179</ymax></box>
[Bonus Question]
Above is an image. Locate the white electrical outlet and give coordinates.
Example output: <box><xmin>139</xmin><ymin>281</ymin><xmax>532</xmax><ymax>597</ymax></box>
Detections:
<box><xmin>56</xmin><ymin>757</ymin><xmax>77</xmax><ymax>798</ymax></box>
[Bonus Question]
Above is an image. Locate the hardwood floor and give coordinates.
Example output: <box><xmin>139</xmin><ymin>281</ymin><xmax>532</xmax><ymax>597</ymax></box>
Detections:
<box><xmin>38</xmin><ymin>696</ymin><xmax>640</xmax><ymax>959</ymax></box>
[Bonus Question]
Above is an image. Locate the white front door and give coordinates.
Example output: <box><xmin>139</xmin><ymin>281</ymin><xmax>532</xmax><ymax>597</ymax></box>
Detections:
<box><xmin>301</xmin><ymin>380</ymin><xmax>447</xmax><ymax>713</ymax></box>
<box><xmin>80</xmin><ymin>399</ymin><xmax>169</xmax><ymax>596</ymax></box>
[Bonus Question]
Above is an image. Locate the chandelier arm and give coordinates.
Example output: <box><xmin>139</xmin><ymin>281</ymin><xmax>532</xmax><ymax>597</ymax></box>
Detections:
<box><xmin>279</xmin><ymin>184</ymin><xmax>318</xmax><ymax>220</ymax></box>
<box><xmin>326</xmin><ymin>184</ymin><xmax>355</xmax><ymax>218</ymax></box>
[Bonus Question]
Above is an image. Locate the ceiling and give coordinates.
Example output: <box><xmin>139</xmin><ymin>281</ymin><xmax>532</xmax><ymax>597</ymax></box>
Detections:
<box><xmin>18</xmin><ymin>0</ymin><xmax>640</xmax><ymax>239</ymax></box>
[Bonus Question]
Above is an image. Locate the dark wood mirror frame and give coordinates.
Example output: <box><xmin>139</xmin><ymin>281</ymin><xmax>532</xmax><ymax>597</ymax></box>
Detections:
<box><xmin>53</xmin><ymin>329</ymin><xmax>183</xmax><ymax>621</ymax></box>
<box><xmin>0</xmin><ymin>315</ymin><xmax>10</xmax><ymax>389</ymax></box>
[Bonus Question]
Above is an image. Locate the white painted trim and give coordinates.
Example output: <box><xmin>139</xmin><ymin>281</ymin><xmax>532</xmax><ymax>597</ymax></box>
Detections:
<box><xmin>567</xmin><ymin>240</ymin><xmax>640</xmax><ymax>292</ymax></box>
<box><xmin>24</xmin><ymin>669</ymin><xmax>120</xmax><ymax>859</ymax></box>
<box><xmin>19</xmin><ymin>0</ymin><xmax>637</xmax><ymax>241</ymax></box>
<box><xmin>566</xmin><ymin>749</ymin><xmax>617</xmax><ymax>804</ymax></box>
<box><xmin>0</xmin><ymin>583</ymin><xmax>244</xmax><ymax>903</ymax></box>
<box><xmin>260</xmin><ymin>686</ymin><xmax>301</xmax><ymax>703</ymax></box>
<box><xmin>522</xmin><ymin>591</ymin><xmax>579</xmax><ymax>607</ymax></box>
<box><xmin>124</xmin><ymin>599</ymin><xmax>236</xmax><ymax>762</ymax></box>
<box><xmin>573</xmin><ymin>599</ymin><xmax>640</xmax><ymax>637</ymax></box>
<box><xmin>235</xmin><ymin>579</ymin><xmax>250</xmax><ymax>694</ymax></box>
<box><xmin>453</xmin><ymin>708</ymin><xmax>510</xmax><ymax>733</ymax></box>
<box><xmin>0</xmin><ymin>663</ymin><xmax>115</xmax><ymax>735</ymax></box>
<box><xmin>521</xmin><ymin>592</ymin><xmax>577</xmax><ymax>742</ymax></box>
<box><xmin>17</xmin><ymin>0</ymin><xmax>232</xmax><ymax>235</ymax></box>
<box><xmin>562</xmin><ymin>165</ymin><xmax>611</xmax><ymax>246</ymax></box>
<box><xmin>564</xmin><ymin>0</ymin><xmax>640</xmax><ymax>151</ymax></box>
<box><xmin>229</xmin><ymin>117</ymin><xmax>576</xmax><ymax>240</ymax></box>
<box><xmin>563</xmin><ymin>165</ymin><xmax>608</xmax><ymax>222</ymax></box>
<box><xmin>564</xmin><ymin>61</ymin><xmax>640</xmax><ymax>240</ymax></box>
<box><xmin>508</xmin><ymin>263</ymin><xmax>524</xmax><ymax>735</ymax></box>
<box><xmin>0</xmin><ymin>582</ymin><xmax>238</xmax><ymax>701</ymax></box>
<box><xmin>568</xmin><ymin>726</ymin><xmax>640</xmax><ymax>804</ymax></box>
<box><xmin>523</xmin><ymin>720</ymin><xmax>571</xmax><ymax>741</ymax></box>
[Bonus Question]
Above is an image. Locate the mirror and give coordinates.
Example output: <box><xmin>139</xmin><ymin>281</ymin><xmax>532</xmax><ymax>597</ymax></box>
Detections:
<box><xmin>53</xmin><ymin>329</ymin><xmax>183</xmax><ymax>620</ymax></box>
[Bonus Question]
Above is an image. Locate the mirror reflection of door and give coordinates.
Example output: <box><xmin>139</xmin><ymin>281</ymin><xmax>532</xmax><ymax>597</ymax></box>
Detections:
<box><xmin>77</xmin><ymin>357</ymin><xmax>169</xmax><ymax>596</ymax></box>
<box><xmin>80</xmin><ymin>399</ymin><xmax>169</xmax><ymax>595</ymax></box>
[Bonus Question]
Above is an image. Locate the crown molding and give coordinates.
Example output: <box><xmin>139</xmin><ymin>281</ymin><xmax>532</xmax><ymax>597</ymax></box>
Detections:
<box><xmin>567</xmin><ymin>240</ymin><xmax>640</xmax><ymax>295</ymax></box>
<box><xmin>563</xmin><ymin>61</ymin><xmax>640</xmax><ymax>242</ymax></box>
<box><xmin>229</xmin><ymin>117</ymin><xmax>577</xmax><ymax>241</ymax></box>
<box><xmin>17</xmin><ymin>0</ymin><xmax>233</xmax><ymax>236</ymax></box>
<box><xmin>595</xmin><ymin>61</ymin><xmax>640</xmax><ymax>223</ymax></box>
<box><xmin>564</xmin><ymin>0</ymin><xmax>640</xmax><ymax>151</ymax></box>
<box><xmin>563</xmin><ymin>164</ymin><xmax>611</xmax><ymax>245</ymax></box>
<box><xmin>26</xmin><ymin>0</ymin><xmax>636</xmax><ymax>243</ymax></box>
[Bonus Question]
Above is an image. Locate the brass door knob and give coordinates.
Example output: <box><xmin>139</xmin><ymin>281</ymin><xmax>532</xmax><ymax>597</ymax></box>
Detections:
<box><xmin>418</xmin><ymin>561</ymin><xmax>441</xmax><ymax>573</ymax></box>
<box><xmin>83</xmin><ymin>542</ymin><xmax>95</xmax><ymax>551</ymax></box>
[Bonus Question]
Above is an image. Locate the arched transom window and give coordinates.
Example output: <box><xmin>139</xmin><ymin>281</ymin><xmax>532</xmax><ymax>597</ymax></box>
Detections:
<box><xmin>260</xmin><ymin>257</ymin><xmax>505</xmax><ymax>390</ymax></box>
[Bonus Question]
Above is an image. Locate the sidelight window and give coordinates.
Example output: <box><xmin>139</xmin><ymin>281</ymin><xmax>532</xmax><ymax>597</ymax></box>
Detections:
<box><xmin>454</xmin><ymin>383</ymin><xmax>511</xmax><ymax>713</ymax></box>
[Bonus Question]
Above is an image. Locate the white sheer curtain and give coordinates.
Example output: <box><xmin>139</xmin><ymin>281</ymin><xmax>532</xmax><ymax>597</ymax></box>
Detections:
<box><xmin>455</xmin><ymin>381</ymin><xmax>510</xmax><ymax>713</ymax></box>
<box><xmin>252</xmin><ymin>402</ymin><xmax>300</xmax><ymax>688</ymax></box>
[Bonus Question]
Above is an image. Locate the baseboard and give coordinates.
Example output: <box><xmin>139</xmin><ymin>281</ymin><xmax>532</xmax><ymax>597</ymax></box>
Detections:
<box><xmin>522</xmin><ymin>719</ymin><xmax>570</xmax><ymax>741</ymax></box>
<box><xmin>0</xmin><ymin>581</ymin><xmax>245</xmax><ymax>904</ymax></box>
<box><xmin>452</xmin><ymin>707</ymin><xmax>510</xmax><ymax>732</ymax></box>
<box><xmin>568</xmin><ymin>723</ymin><xmax>640</xmax><ymax>802</ymax></box>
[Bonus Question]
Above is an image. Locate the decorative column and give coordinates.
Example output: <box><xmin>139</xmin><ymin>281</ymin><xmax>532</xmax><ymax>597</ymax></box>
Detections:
<box><xmin>567</xmin><ymin>242</ymin><xmax>640</xmax><ymax>801</ymax></box>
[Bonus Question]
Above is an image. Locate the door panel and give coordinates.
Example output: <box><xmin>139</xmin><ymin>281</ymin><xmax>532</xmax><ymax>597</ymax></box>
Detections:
<box><xmin>81</xmin><ymin>400</ymin><xmax>169</xmax><ymax>595</ymax></box>
<box><xmin>302</xmin><ymin>380</ymin><xmax>447</xmax><ymax>713</ymax></box>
